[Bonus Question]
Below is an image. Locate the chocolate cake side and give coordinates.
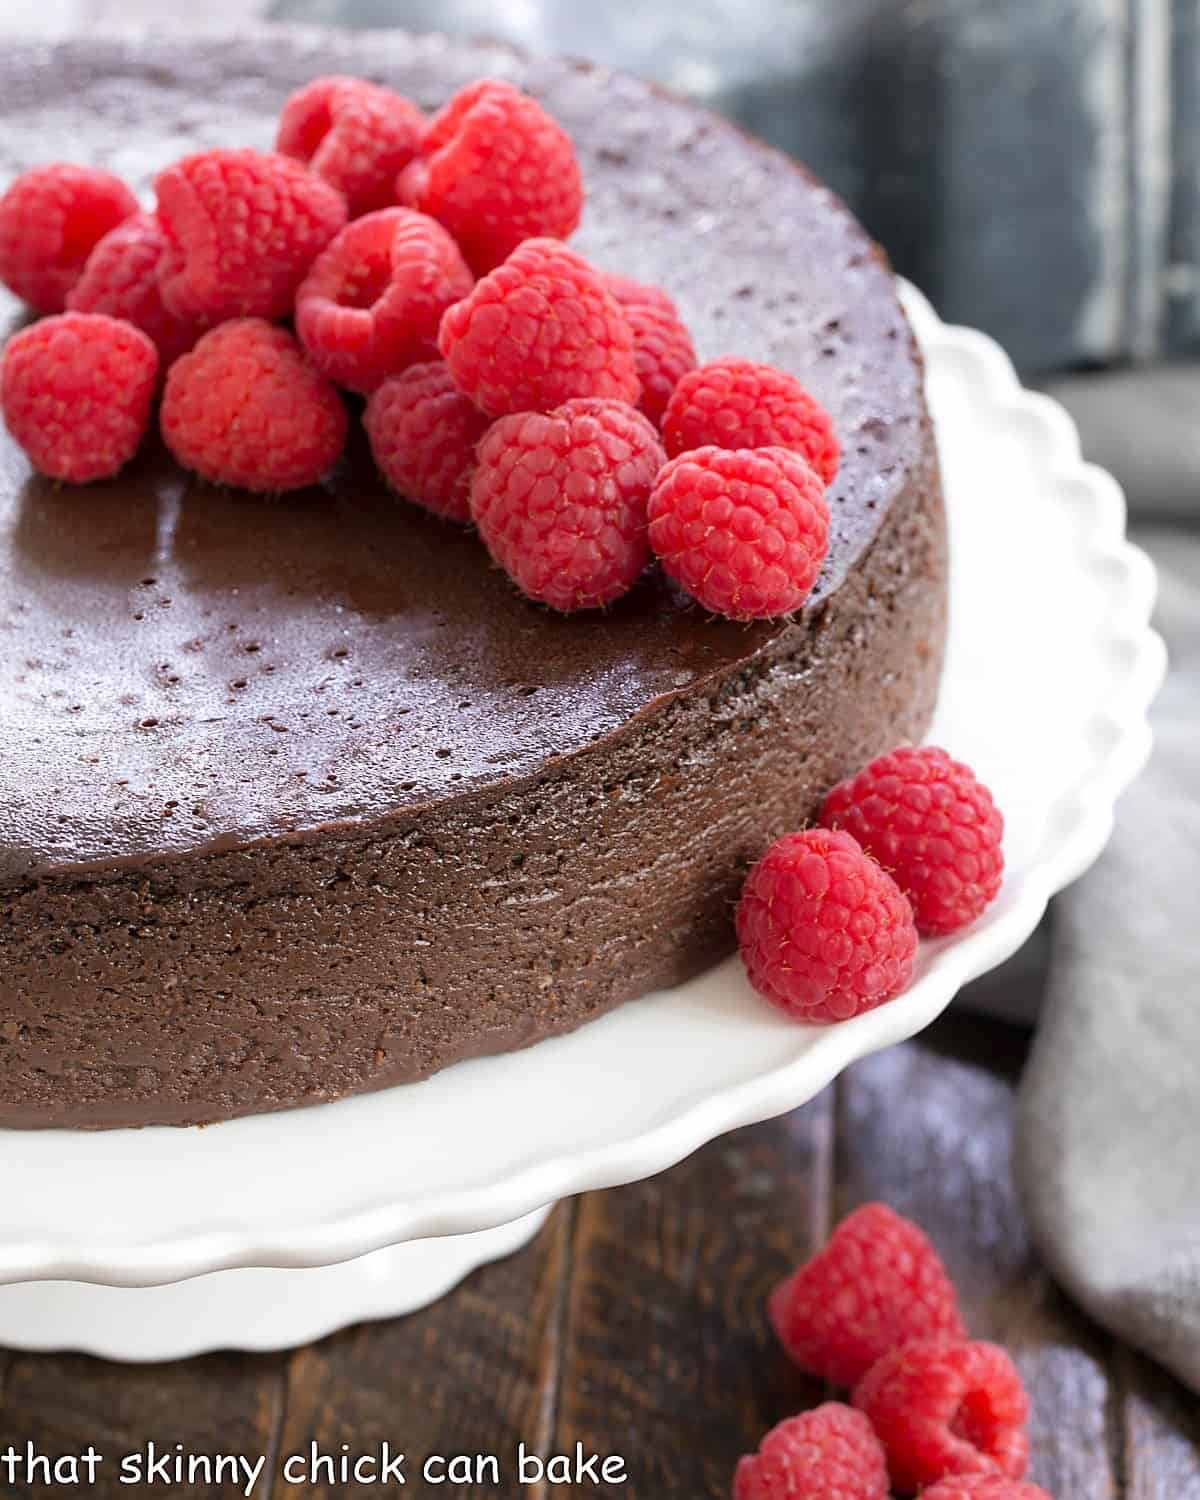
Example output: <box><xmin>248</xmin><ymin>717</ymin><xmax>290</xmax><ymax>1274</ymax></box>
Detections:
<box><xmin>0</xmin><ymin>32</ymin><xmax>947</xmax><ymax>1128</ymax></box>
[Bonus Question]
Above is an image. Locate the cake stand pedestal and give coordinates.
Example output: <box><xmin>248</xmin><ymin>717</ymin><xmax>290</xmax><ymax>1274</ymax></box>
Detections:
<box><xmin>0</xmin><ymin>1208</ymin><xmax>551</xmax><ymax>1362</ymax></box>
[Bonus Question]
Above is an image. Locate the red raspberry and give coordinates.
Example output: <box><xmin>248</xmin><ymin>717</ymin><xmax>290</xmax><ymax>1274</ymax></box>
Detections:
<box><xmin>820</xmin><ymin>746</ymin><xmax>1005</xmax><ymax>936</ymax></box>
<box><xmin>768</xmin><ymin>1203</ymin><xmax>966</xmax><ymax>1387</ymax></box>
<box><xmin>733</xmin><ymin>1404</ymin><xmax>888</xmax><ymax>1500</ymax></box>
<box><xmin>0</xmin><ymin>164</ymin><xmax>138</xmax><ymax>314</ymax></box>
<box><xmin>922</xmin><ymin>1479</ymin><xmax>1053</xmax><ymax>1500</ymax></box>
<box><xmin>155</xmin><ymin>149</ymin><xmax>347</xmax><ymax>325</ymax></box>
<box><xmin>735</xmin><ymin>828</ymin><xmax>916</xmax><ymax>1023</ymax></box>
<box><xmin>295</xmin><ymin>207</ymin><xmax>473</xmax><ymax>394</ymax></box>
<box><xmin>67</xmin><ymin>213</ymin><xmax>202</xmax><ymax>365</ymax></box>
<box><xmin>364</xmin><ymin>361</ymin><xmax>489</xmax><ymax>522</ymax></box>
<box><xmin>439</xmin><ymin>238</ymin><xmax>639</xmax><ymax>419</ymax></box>
<box><xmin>399</xmin><ymin>78</ymin><xmax>583</xmax><ymax>274</ymax></box>
<box><xmin>605</xmin><ymin>274</ymin><xmax>697</xmax><ymax>427</ymax></box>
<box><xmin>647</xmin><ymin>445</ymin><xmax>829</xmax><ymax>620</ymax></box>
<box><xmin>853</xmin><ymin>1338</ymin><xmax>1030</xmax><ymax>1493</ymax></box>
<box><xmin>1</xmin><ymin>312</ymin><xmax>157</xmax><ymax>483</ymax></box>
<box><xmin>161</xmin><ymin>319</ymin><xmax>347</xmax><ymax>493</ymax></box>
<box><xmin>469</xmin><ymin>398</ymin><xmax>664</xmax><ymax>611</ymax></box>
<box><xmin>276</xmin><ymin>74</ymin><xmax>424</xmax><ymax>217</ymax></box>
<box><xmin>663</xmin><ymin>356</ymin><xmax>840</xmax><ymax>485</ymax></box>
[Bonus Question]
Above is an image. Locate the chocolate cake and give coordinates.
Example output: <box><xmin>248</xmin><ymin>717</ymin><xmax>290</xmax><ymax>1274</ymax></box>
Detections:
<box><xmin>0</xmin><ymin>31</ymin><xmax>947</xmax><ymax>1128</ymax></box>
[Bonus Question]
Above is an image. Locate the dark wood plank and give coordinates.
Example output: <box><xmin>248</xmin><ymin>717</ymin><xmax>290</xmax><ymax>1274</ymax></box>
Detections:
<box><xmin>551</xmin><ymin>1091</ymin><xmax>835</xmax><ymax>1499</ymax></box>
<box><xmin>837</xmin><ymin>1010</ymin><xmax>1121</xmax><ymax>1499</ymax></box>
<box><xmin>273</xmin><ymin>1200</ymin><xmax>572</xmax><ymax>1499</ymax></box>
<box><xmin>0</xmin><ymin>1349</ymin><xmax>285</xmax><ymax>1498</ymax></box>
<box><xmin>1121</xmin><ymin>1347</ymin><xmax>1200</xmax><ymax>1499</ymax></box>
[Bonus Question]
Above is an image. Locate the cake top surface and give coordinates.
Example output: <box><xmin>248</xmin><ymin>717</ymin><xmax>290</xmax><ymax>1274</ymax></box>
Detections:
<box><xmin>0</xmin><ymin>31</ymin><xmax>926</xmax><ymax>883</ymax></box>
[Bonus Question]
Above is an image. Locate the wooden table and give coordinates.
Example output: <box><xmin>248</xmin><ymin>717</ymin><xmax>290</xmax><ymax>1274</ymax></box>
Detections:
<box><xmin>2</xmin><ymin>992</ymin><xmax>1198</xmax><ymax>1498</ymax></box>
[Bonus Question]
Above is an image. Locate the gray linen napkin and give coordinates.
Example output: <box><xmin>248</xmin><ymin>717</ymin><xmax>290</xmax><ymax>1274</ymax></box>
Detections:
<box><xmin>1011</xmin><ymin>370</ymin><xmax>1200</xmax><ymax>1392</ymax></box>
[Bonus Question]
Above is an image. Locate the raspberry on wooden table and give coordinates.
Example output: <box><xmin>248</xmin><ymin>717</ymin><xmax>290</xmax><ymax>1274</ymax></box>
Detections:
<box><xmin>1</xmin><ymin>312</ymin><xmax>157</xmax><ymax>483</ymax></box>
<box><xmin>921</xmin><ymin>1478</ymin><xmax>1054</xmax><ymax>1500</ymax></box>
<box><xmin>364</xmin><ymin>360</ymin><xmax>490</xmax><ymax>522</ymax></box>
<box><xmin>605</xmin><ymin>273</ymin><xmax>697</xmax><ymax>427</ymax></box>
<box><xmin>67</xmin><ymin>213</ymin><xmax>203</xmax><ymax>366</ymax></box>
<box><xmin>820</xmin><ymin>746</ymin><xmax>1005</xmax><ymax>935</ymax></box>
<box><xmin>662</xmin><ymin>355</ymin><xmax>840</xmax><ymax>485</ymax></box>
<box><xmin>853</xmin><ymin>1337</ymin><xmax>1030</xmax><ymax>1493</ymax></box>
<box><xmin>398</xmin><ymin>78</ymin><xmax>583</xmax><ymax>274</ymax></box>
<box><xmin>438</xmin><ymin>238</ymin><xmax>639</xmax><ymax>418</ymax></box>
<box><xmin>295</xmin><ymin>207</ymin><xmax>473</xmax><ymax>394</ymax></box>
<box><xmin>469</xmin><ymin>398</ymin><xmax>664</xmax><ymax>611</ymax></box>
<box><xmin>647</xmin><ymin>445</ymin><xmax>829</xmax><ymax>619</ymax></box>
<box><xmin>0</xmin><ymin>163</ymin><xmax>138</xmax><ymax>314</ymax></box>
<box><xmin>160</xmin><ymin>319</ymin><xmax>347</xmax><ymax>493</ymax></box>
<box><xmin>733</xmin><ymin>1404</ymin><xmax>888</xmax><ymax>1500</ymax></box>
<box><xmin>735</xmin><ymin>828</ymin><xmax>917</xmax><ymax>1023</ymax></box>
<box><xmin>276</xmin><ymin>74</ymin><xmax>424</xmax><ymax>217</ymax></box>
<box><xmin>154</xmin><ymin>148</ymin><xmax>347</xmax><ymax>325</ymax></box>
<box><xmin>768</xmin><ymin>1202</ymin><xmax>966</xmax><ymax>1387</ymax></box>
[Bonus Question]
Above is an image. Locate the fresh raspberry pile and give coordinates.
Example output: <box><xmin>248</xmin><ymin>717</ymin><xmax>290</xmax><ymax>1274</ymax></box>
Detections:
<box><xmin>161</xmin><ymin>319</ymin><xmax>346</xmax><ymax>492</ymax></box>
<box><xmin>855</xmin><ymin>1337</ymin><xmax>1031</xmax><ymax>1493</ymax></box>
<box><xmin>0</xmin><ymin>69</ymin><xmax>852</xmax><ymax>625</ymax></box>
<box><xmin>731</xmin><ymin>1202</ymin><xmax>1049</xmax><ymax>1499</ymax></box>
<box><xmin>735</xmin><ymin>828</ymin><xmax>917</xmax><ymax>1023</ymax></box>
<box><xmin>605</xmin><ymin>273</ymin><xmax>697</xmax><ymax>426</ymax></box>
<box><xmin>155</xmin><ymin>148</ymin><xmax>347</xmax><ymax>325</ymax></box>
<box><xmin>470</xmin><ymin>399</ymin><xmax>664</xmax><ymax>611</ymax></box>
<box><xmin>399</xmin><ymin>79</ymin><xmax>583</xmax><ymax>273</ymax></box>
<box><xmin>0</xmin><ymin>312</ymin><xmax>157</xmax><ymax>482</ymax></box>
<box><xmin>648</xmin><ymin>445</ymin><xmax>830</xmax><ymax>619</ymax></box>
<box><xmin>820</xmin><ymin>746</ymin><xmax>1006</xmax><ymax>934</ymax></box>
<box><xmin>67</xmin><ymin>213</ymin><xmax>203</xmax><ymax>365</ymax></box>
<box><xmin>276</xmin><ymin>74</ymin><xmax>424</xmax><ymax>216</ymax></box>
<box><xmin>768</xmin><ymin>1203</ymin><xmax>966</xmax><ymax>1386</ymax></box>
<box><xmin>439</xmin><ymin>237</ymin><xmax>640</xmax><ymax>418</ymax></box>
<box><xmin>365</xmin><ymin>361</ymin><xmax>490</xmax><ymax>522</ymax></box>
<box><xmin>0</xmin><ymin>164</ymin><xmax>138</xmax><ymax>315</ymax></box>
<box><xmin>663</xmin><ymin>355</ymin><xmax>840</xmax><ymax>484</ymax></box>
<box><xmin>295</xmin><ymin>207</ymin><xmax>473</xmax><ymax>393</ymax></box>
<box><xmin>733</xmin><ymin>1405</ymin><xmax>887</xmax><ymax>1500</ymax></box>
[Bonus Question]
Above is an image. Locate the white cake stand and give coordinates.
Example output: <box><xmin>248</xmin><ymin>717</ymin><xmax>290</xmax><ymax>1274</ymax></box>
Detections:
<box><xmin>0</xmin><ymin>287</ymin><xmax>1165</xmax><ymax>1361</ymax></box>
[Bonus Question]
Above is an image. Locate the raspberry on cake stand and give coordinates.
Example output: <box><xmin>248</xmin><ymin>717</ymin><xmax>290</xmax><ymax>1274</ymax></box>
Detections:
<box><xmin>0</xmin><ymin>285</ymin><xmax>1164</xmax><ymax>1360</ymax></box>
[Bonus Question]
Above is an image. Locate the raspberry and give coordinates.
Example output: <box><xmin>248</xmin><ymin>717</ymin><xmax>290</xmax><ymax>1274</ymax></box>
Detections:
<box><xmin>438</xmin><ymin>238</ymin><xmax>639</xmax><ymax>419</ymax></box>
<box><xmin>922</xmin><ymin>1479</ymin><xmax>1054</xmax><ymax>1500</ymax></box>
<box><xmin>399</xmin><ymin>78</ymin><xmax>583</xmax><ymax>274</ymax></box>
<box><xmin>647</xmin><ymin>445</ymin><xmax>829</xmax><ymax>619</ymax></box>
<box><xmin>735</xmin><ymin>828</ymin><xmax>916</xmax><ymax>1023</ymax></box>
<box><xmin>768</xmin><ymin>1203</ymin><xmax>966</xmax><ymax>1387</ymax></box>
<box><xmin>820</xmin><ymin>746</ymin><xmax>1005</xmax><ymax>935</ymax></box>
<box><xmin>605</xmin><ymin>275</ymin><xmax>697</xmax><ymax>427</ymax></box>
<box><xmin>1</xmin><ymin>312</ymin><xmax>157</xmax><ymax>483</ymax></box>
<box><xmin>853</xmin><ymin>1338</ymin><xmax>1030</xmax><ymax>1493</ymax></box>
<box><xmin>365</xmin><ymin>361</ymin><xmax>489</xmax><ymax>522</ymax></box>
<box><xmin>276</xmin><ymin>74</ymin><xmax>424</xmax><ymax>217</ymax></box>
<box><xmin>161</xmin><ymin>319</ymin><xmax>347</xmax><ymax>492</ymax></box>
<box><xmin>154</xmin><ymin>149</ymin><xmax>347</xmax><ymax>325</ymax></box>
<box><xmin>295</xmin><ymin>208</ymin><xmax>473</xmax><ymax>394</ymax></box>
<box><xmin>469</xmin><ymin>398</ymin><xmax>664</xmax><ymax>611</ymax></box>
<box><xmin>733</xmin><ymin>1404</ymin><xmax>888</xmax><ymax>1500</ymax></box>
<box><xmin>66</xmin><ymin>213</ymin><xmax>202</xmax><ymax>365</ymax></box>
<box><xmin>0</xmin><ymin>164</ymin><xmax>138</xmax><ymax>314</ymax></box>
<box><xmin>663</xmin><ymin>356</ymin><xmax>840</xmax><ymax>485</ymax></box>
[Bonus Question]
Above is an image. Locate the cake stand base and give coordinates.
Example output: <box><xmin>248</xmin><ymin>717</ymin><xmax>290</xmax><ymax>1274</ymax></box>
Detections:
<box><xmin>0</xmin><ymin>1206</ymin><xmax>552</xmax><ymax>1363</ymax></box>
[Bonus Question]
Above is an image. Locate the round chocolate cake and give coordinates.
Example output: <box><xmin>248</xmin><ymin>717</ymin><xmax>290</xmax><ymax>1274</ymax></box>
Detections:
<box><xmin>0</xmin><ymin>31</ymin><xmax>946</xmax><ymax>1128</ymax></box>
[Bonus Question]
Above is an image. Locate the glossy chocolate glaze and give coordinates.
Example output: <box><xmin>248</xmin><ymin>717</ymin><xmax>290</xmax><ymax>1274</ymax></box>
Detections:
<box><xmin>0</xmin><ymin>32</ymin><xmax>946</xmax><ymax>1126</ymax></box>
